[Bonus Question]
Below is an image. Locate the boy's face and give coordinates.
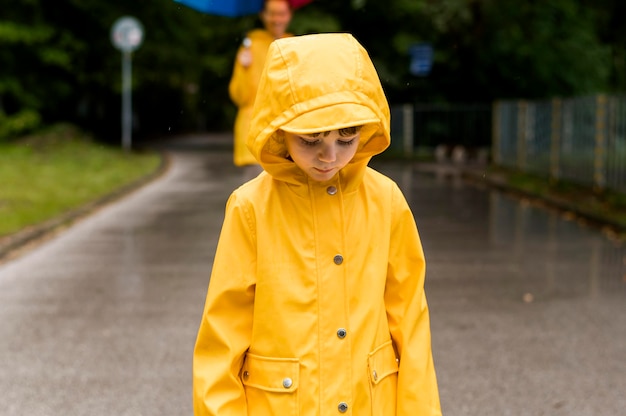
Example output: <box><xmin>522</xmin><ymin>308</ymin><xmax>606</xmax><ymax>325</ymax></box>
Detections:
<box><xmin>261</xmin><ymin>0</ymin><xmax>292</xmax><ymax>39</ymax></box>
<box><xmin>283</xmin><ymin>129</ymin><xmax>360</xmax><ymax>182</ymax></box>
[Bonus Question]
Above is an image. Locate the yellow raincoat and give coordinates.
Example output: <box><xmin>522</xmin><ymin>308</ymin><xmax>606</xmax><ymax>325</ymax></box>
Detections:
<box><xmin>194</xmin><ymin>33</ymin><xmax>441</xmax><ymax>415</ymax></box>
<box><xmin>228</xmin><ymin>29</ymin><xmax>292</xmax><ymax>166</ymax></box>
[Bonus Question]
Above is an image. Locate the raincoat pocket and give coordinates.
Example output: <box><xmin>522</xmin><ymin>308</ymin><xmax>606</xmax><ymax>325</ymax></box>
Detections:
<box><xmin>241</xmin><ymin>352</ymin><xmax>300</xmax><ymax>416</ymax></box>
<box><xmin>368</xmin><ymin>340</ymin><xmax>399</xmax><ymax>415</ymax></box>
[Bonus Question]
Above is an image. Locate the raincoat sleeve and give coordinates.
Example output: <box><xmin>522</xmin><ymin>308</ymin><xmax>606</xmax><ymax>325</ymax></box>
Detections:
<box><xmin>228</xmin><ymin>45</ymin><xmax>258</xmax><ymax>109</ymax></box>
<box><xmin>385</xmin><ymin>184</ymin><xmax>442</xmax><ymax>415</ymax></box>
<box><xmin>193</xmin><ymin>191</ymin><xmax>256</xmax><ymax>416</ymax></box>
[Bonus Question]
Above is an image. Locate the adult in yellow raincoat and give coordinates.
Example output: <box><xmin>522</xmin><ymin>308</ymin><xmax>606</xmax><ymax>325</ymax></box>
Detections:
<box><xmin>228</xmin><ymin>0</ymin><xmax>293</xmax><ymax>167</ymax></box>
<box><xmin>194</xmin><ymin>33</ymin><xmax>442</xmax><ymax>415</ymax></box>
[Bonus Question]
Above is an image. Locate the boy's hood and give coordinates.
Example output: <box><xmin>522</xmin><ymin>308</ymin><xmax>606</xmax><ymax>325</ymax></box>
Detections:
<box><xmin>246</xmin><ymin>33</ymin><xmax>391</xmax><ymax>186</ymax></box>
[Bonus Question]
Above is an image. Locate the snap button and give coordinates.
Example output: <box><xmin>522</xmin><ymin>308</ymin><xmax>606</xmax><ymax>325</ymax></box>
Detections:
<box><xmin>326</xmin><ymin>185</ymin><xmax>337</xmax><ymax>195</ymax></box>
<box><xmin>333</xmin><ymin>254</ymin><xmax>343</xmax><ymax>265</ymax></box>
<box><xmin>372</xmin><ymin>370</ymin><xmax>378</xmax><ymax>381</ymax></box>
<box><xmin>337</xmin><ymin>328</ymin><xmax>347</xmax><ymax>338</ymax></box>
<box><xmin>243</xmin><ymin>371</ymin><xmax>249</xmax><ymax>380</ymax></box>
<box><xmin>282</xmin><ymin>378</ymin><xmax>293</xmax><ymax>389</ymax></box>
<box><xmin>338</xmin><ymin>402</ymin><xmax>348</xmax><ymax>413</ymax></box>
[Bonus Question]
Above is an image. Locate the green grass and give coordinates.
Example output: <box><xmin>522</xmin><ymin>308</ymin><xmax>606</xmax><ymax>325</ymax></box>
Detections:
<box><xmin>0</xmin><ymin>124</ymin><xmax>161</xmax><ymax>237</ymax></box>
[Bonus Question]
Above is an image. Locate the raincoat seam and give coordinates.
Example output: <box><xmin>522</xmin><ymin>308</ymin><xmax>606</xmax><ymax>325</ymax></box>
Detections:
<box><xmin>352</xmin><ymin>38</ymin><xmax>363</xmax><ymax>89</ymax></box>
<box><xmin>307</xmin><ymin>180</ymin><xmax>323</xmax><ymax>416</ymax></box>
<box><xmin>277</xmin><ymin>44</ymin><xmax>299</xmax><ymax>108</ymax></box>
<box><xmin>238</xmin><ymin>192</ymin><xmax>257</xmax><ymax>247</ymax></box>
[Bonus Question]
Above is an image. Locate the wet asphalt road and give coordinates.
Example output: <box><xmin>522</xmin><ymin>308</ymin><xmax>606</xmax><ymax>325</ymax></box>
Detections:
<box><xmin>0</xmin><ymin>134</ymin><xmax>624</xmax><ymax>416</ymax></box>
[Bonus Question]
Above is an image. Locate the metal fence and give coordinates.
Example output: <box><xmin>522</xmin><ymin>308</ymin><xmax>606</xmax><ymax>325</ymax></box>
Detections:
<box><xmin>493</xmin><ymin>95</ymin><xmax>626</xmax><ymax>192</ymax></box>
<box><xmin>389</xmin><ymin>103</ymin><xmax>492</xmax><ymax>156</ymax></box>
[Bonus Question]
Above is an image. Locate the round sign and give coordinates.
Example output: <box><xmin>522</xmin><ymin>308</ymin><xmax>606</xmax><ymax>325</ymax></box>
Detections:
<box><xmin>111</xmin><ymin>16</ymin><xmax>144</xmax><ymax>52</ymax></box>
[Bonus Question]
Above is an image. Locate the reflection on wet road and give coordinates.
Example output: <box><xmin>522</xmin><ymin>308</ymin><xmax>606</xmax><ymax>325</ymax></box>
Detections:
<box><xmin>380</xmin><ymin>162</ymin><xmax>626</xmax><ymax>302</ymax></box>
<box><xmin>0</xmin><ymin>138</ymin><xmax>624</xmax><ymax>416</ymax></box>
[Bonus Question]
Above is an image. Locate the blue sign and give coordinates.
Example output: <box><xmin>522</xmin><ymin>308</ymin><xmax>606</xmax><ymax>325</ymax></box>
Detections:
<box><xmin>409</xmin><ymin>43</ymin><xmax>433</xmax><ymax>76</ymax></box>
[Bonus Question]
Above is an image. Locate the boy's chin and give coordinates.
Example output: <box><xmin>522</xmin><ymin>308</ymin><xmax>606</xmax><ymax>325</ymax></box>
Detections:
<box><xmin>307</xmin><ymin>171</ymin><xmax>338</xmax><ymax>183</ymax></box>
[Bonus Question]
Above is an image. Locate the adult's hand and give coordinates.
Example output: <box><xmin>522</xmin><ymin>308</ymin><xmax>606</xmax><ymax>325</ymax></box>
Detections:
<box><xmin>238</xmin><ymin>49</ymin><xmax>252</xmax><ymax>68</ymax></box>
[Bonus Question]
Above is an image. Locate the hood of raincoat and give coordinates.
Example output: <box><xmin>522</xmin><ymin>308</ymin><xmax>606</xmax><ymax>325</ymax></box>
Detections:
<box><xmin>246</xmin><ymin>33</ymin><xmax>391</xmax><ymax>186</ymax></box>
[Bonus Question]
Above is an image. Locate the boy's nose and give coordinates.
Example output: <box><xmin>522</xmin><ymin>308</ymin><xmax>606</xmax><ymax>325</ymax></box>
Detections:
<box><xmin>318</xmin><ymin>145</ymin><xmax>337</xmax><ymax>163</ymax></box>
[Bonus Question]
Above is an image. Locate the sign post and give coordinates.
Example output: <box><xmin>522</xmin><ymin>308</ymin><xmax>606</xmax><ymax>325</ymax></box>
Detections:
<box><xmin>110</xmin><ymin>16</ymin><xmax>144</xmax><ymax>151</ymax></box>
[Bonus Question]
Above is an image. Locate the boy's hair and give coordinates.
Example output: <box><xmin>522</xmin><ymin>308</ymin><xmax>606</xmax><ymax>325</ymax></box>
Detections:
<box><xmin>305</xmin><ymin>126</ymin><xmax>361</xmax><ymax>138</ymax></box>
<box><xmin>276</xmin><ymin>126</ymin><xmax>362</xmax><ymax>141</ymax></box>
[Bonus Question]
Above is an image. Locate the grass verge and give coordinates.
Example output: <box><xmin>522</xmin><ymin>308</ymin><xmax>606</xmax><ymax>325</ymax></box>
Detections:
<box><xmin>478</xmin><ymin>166</ymin><xmax>626</xmax><ymax>237</ymax></box>
<box><xmin>0</xmin><ymin>124</ymin><xmax>161</xmax><ymax>237</ymax></box>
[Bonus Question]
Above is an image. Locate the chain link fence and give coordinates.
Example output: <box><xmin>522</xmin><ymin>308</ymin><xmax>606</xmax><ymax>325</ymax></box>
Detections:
<box><xmin>493</xmin><ymin>95</ymin><xmax>626</xmax><ymax>192</ymax></box>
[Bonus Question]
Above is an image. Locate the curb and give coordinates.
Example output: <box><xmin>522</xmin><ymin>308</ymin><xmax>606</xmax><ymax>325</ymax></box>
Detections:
<box><xmin>0</xmin><ymin>150</ymin><xmax>172</xmax><ymax>263</ymax></box>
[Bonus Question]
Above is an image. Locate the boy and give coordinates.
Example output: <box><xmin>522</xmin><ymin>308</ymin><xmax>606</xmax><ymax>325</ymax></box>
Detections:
<box><xmin>193</xmin><ymin>33</ymin><xmax>442</xmax><ymax>415</ymax></box>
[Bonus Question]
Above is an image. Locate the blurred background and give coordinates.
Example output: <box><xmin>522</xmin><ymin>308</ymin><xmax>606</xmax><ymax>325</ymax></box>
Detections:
<box><xmin>2</xmin><ymin>0</ymin><xmax>624</xmax><ymax>145</ymax></box>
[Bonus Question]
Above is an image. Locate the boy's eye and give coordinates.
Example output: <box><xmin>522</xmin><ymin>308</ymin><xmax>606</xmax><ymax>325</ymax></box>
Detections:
<box><xmin>299</xmin><ymin>138</ymin><xmax>319</xmax><ymax>146</ymax></box>
<box><xmin>297</xmin><ymin>135</ymin><xmax>357</xmax><ymax>147</ymax></box>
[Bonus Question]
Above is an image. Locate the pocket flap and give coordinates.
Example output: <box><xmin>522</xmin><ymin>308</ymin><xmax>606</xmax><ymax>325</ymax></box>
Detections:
<box><xmin>241</xmin><ymin>353</ymin><xmax>300</xmax><ymax>392</ymax></box>
<box><xmin>368</xmin><ymin>340</ymin><xmax>399</xmax><ymax>385</ymax></box>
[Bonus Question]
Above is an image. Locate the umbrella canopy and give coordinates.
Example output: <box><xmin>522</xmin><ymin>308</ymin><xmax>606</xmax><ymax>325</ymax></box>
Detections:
<box><xmin>174</xmin><ymin>0</ymin><xmax>313</xmax><ymax>17</ymax></box>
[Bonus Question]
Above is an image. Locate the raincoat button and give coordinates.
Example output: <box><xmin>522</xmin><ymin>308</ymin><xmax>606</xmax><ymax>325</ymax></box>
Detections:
<box><xmin>372</xmin><ymin>370</ymin><xmax>378</xmax><ymax>381</ymax></box>
<box><xmin>338</xmin><ymin>402</ymin><xmax>348</xmax><ymax>413</ymax></box>
<box><xmin>282</xmin><ymin>378</ymin><xmax>293</xmax><ymax>389</ymax></box>
<box><xmin>326</xmin><ymin>185</ymin><xmax>337</xmax><ymax>195</ymax></box>
<box><xmin>333</xmin><ymin>255</ymin><xmax>343</xmax><ymax>265</ymax></box>
<box><xmin>243</xmin><ymin>371</ymin><xmax>249</xmax><ymax>380</ymax></box>
<box><xmin>337</xmin><ymin>328</ymin><xmax>347</xmax><ymax>338</ymax></box>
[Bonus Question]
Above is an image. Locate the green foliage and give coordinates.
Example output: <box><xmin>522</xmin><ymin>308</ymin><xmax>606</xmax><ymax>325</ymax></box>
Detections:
<box><xmin>0</xmin><ymin>110</ymin><xmax>41</xmax><ymax>141</ymax></box>
<box><xmin>290</xmin><ymin>9</ymin><xmax>341</xmax><ymax>34</ymax></box>
<box><xmin>478</xmin><ymin>0</ymin><xmax>610</xmax><ymax>98</ymax></box>
<box><xmin>0</xmin><ymin>21</ymin><xmax>54</xmax><ymax>44</ymax></box>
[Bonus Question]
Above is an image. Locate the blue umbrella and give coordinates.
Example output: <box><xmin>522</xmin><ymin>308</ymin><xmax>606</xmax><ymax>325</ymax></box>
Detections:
<box><xmin>174</xmin><ymin>0</ymin><xmax>264</xmax><ymax>17</ymax></box>
<box><xmin>174</xmin><ymin>0</ymin><xmax>313</xmax><ymax>17</ymax></box>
